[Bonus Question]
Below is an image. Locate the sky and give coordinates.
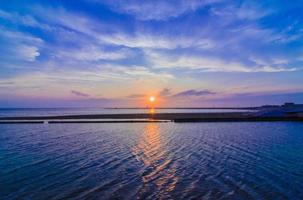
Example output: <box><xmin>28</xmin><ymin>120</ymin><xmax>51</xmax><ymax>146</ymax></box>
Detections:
<box><xmin>0</xmin><ymin>0</ymin><xmax>303</xmax><ymax>107</ymax></box>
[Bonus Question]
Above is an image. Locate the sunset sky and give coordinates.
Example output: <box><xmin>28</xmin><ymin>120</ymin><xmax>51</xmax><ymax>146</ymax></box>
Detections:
<box><xmin>1</xmin><ymin>0</ymin><xmax>303</xmax><ymax>107</ymax></box>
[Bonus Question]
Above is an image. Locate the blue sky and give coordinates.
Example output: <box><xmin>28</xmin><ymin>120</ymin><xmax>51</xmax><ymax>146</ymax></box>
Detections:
<box><xmin>0</xmin><ymin>0</ymin><xmax>303</xmax><ymax>107</ymax></box>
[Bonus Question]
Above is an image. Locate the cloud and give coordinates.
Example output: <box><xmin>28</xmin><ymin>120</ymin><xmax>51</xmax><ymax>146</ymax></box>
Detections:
<box><xmin>28</xmin><ymin>5</ymin><xmax>301</xmax><ymax>72</ymax></box>
<box><xmin>158</xmin><ymin>88</ymin><xmax>172</xmax><ymax>96</ymax></box>
<box><xmin>205</xmin><ymin>91</ymin><xmax>303</xmax><ymax>107</ymax></box>
<box><xmin>0</xmin><ymin>81</ymin><xmax>14</xmax><ymax>85</ymax></box>
<box><xmin>237</xmin><ymin>1</ymin><xmax>273</xmax><ymax>20</ymax></box>
<box><xmin>211</xmin><ymin>1</ymin><xmax>272</xmax><ymax>21</ymax></box>
<box><xmin>120</xmin><ymin>66</ymin><xmax>174</xmax><ymax>79</ymax></box>
<box><xmin>15</xmin><ymin>45</ymin><xmax>40</xmax><ymax>62</ymax></box>
<box><xmin>145</xmin><ymin>50</ymin><xmax>298</xmax><ymax>72</ymax></box>
<box><xmin>0</xmin><ymin>27</ymin><xmax>42</xmax><ymax>62</ymax></box>
<box><xmin>71</xmin><ymin>90</ymin><xmax>90</xmax><ymax>97</ymax></box>
<box><xmin>55</xmin><ymin>46</ymin><xmax>131</xmax><ymax>61</ymax></box>
<box><xmin>98</xmin><ymin>31</ymin><xmax>215</xmax><ymax>50</ymax></box>
<box><xmin>126</xmin><ymin>94</ymin><xmax>146</xmax><ymax>98</ymax></box>
<box><xmin>174</xmin><ymin>89</ymin><xmax>216</xmax><ymax>97</ymax></box>
<box><xmin>33</xmin><ymin>6</ymin><xmax>216</xmax><ymax>50</ymax></box>
<box><xmin>126</xmin><ymin>88</ymin><xmax>213</xmax><ymax>99</ymax></box>
<box><xmin>99</xmin><ymin>0</ymin><xmax>220</xmax><ymax>20</ymax></box>
<box><xmin>0</xmin><ymin>63</ymin><xmax>176</xmax><ymax>100</ymax></box>
<box><xmin>0</xmin><ymin>9</ymin><xmax>51</xmax><ymax>30</ymax></box>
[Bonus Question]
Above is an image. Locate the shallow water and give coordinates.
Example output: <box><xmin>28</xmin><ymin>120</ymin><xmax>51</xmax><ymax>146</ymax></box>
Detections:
<box><xmin>1</xmin><ymin>122</ymin><xmax>303</xmax><ymax>199</ymax></box>
<box><xmin>0</xmin><ymin>108</ymin><xmax>253</xmax><ymax>117</ymax></box>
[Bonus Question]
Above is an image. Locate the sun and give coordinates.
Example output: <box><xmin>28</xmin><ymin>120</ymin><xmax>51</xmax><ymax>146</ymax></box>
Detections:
<box><xmin>149</xmin><ymin>96</ymin><xmax>155</xmax><ymax>102</ymax></box>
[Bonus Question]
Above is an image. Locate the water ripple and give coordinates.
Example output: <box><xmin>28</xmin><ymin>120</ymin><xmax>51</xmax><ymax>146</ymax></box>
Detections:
<box><xmin>1</xmin><ymin>122</ymin><xmax>303</xmax><ymax>199</ymax></box>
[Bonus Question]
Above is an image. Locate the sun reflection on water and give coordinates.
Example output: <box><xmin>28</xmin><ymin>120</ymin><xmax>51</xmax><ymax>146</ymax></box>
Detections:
<box><xmin>149</xmin><ymin>108</ymin><xmax>155</xmax><ymax>115</ymax></box>
<box><xmin>132</xmin><ymin>123</ymin><xmax>178</xmax><ymax>197</ymax></box>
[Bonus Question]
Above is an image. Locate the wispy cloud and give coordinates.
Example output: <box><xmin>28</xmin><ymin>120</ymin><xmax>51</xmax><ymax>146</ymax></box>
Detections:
<box><xmin>145</xmin><ymin>50</ymin><xmax>298</xmax><ymax>72</ymax></box>
<box><xmin>211</xmin><ymin>1</ymin><xmax>272</xmax><ymax>21</ymax></box>
<box><xmin>0</xmin><ymin>27</ymin><xmax>42</xmax><ymax>62</ymax></box>
<box><xmin>0</xmin><ymin>9</ymin><xmax>50</xmax><ymax>29</ymax></box>
<box><xmin>55</xmin><ymin>46</ymin><xmax>132</xmax><ymax>61</ymax></box>
<box><xmin>99</xmin><ymin>32</ymin><xmax>215</xmax><ymax>50</ymax></box>
<box><xmin>23</xmin><ymin>4</ymin><xmax>302</xmax><ymax>73</ymax></box>
<box><xmin>126</xmin><ymin>94</ymin><xmax>146</xmax><ymax>98</ymax></box>
<box><xmin>158</xmin><ymin>88</ymin><xmax>172</xmax><ymax>97</ymax></box>
<box><xmin>71</xmin><ymin>90</ymin><xmax>90</xmax><ymax>97</ymax></box>
<box><xmin>98</xmin><ymin>0</ymin><xmax>221</xmax><ymax>20</ymax></box>
<box><xmin>174</xmin><ymin>89</ymin><xmax>216</xmax><ymax>97</ymax></box>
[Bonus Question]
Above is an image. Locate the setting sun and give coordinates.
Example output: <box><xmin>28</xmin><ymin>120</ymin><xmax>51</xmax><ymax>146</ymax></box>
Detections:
<box><xmin>149</xmin><ymin>96</ymin><xmax>155</xmax><ymax>102</ymax></box>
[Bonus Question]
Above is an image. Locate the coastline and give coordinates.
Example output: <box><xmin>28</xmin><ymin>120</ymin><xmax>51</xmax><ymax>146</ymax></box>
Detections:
<box><xmin>0</xmin><ymin>112</ymin><xmax>302</xmax><ymax>124</ymax></box>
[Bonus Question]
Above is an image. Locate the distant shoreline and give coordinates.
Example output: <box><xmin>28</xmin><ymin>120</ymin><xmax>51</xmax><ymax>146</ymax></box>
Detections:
<box><xmin>0</xmin><ymin>112</ymin><xmax>302</xmax><ymax>124</ymax></box>
<box><xmin>0</xmin><ymin>112</ymin><xmax>251</xmax><ymax>120</ymax></box>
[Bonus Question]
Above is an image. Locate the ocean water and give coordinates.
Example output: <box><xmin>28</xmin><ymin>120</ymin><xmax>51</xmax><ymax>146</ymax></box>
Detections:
<box><xmin>0</xmin><ymin>108</ymin><xmax>253</xmax><ymax>117</ymax></box>
<box><xmin>1</xmin><ymin>122</ymin><xmax>303</xmax><ymax>199</ymax></box>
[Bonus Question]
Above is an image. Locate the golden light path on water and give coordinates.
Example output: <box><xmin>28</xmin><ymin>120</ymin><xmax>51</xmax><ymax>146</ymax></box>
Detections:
<box><xmin>132</xmin><ymin>123</ymin><xmax>178</xmax><ymax>198</ymax></box>
<box><xmin>149</xmin><ymin>108</ymin><xmax>155</xmax><ymax>114</ymax></box>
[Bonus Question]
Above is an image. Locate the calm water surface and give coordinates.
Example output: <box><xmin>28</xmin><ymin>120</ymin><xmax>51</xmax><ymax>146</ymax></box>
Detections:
<box><xmin>1</xmin><ymin>122</ymin><xmax>303</xmax><ymax>199</ymax></box>
<box><xmin>0</xmin><ymin>108</ymin><xmax>253</xmax><ymax>117</ymax></box>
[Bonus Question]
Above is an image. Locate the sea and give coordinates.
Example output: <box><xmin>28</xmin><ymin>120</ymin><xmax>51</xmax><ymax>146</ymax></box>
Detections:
<box><xmin>0</xmin><ymin>108</ymin><xmax>303</xmax><ymax>199</ymax></box>
<box><xmin>0</xmin><ymin>107</ymin><xmax>252</xmax><ymax>117</ymax></box>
